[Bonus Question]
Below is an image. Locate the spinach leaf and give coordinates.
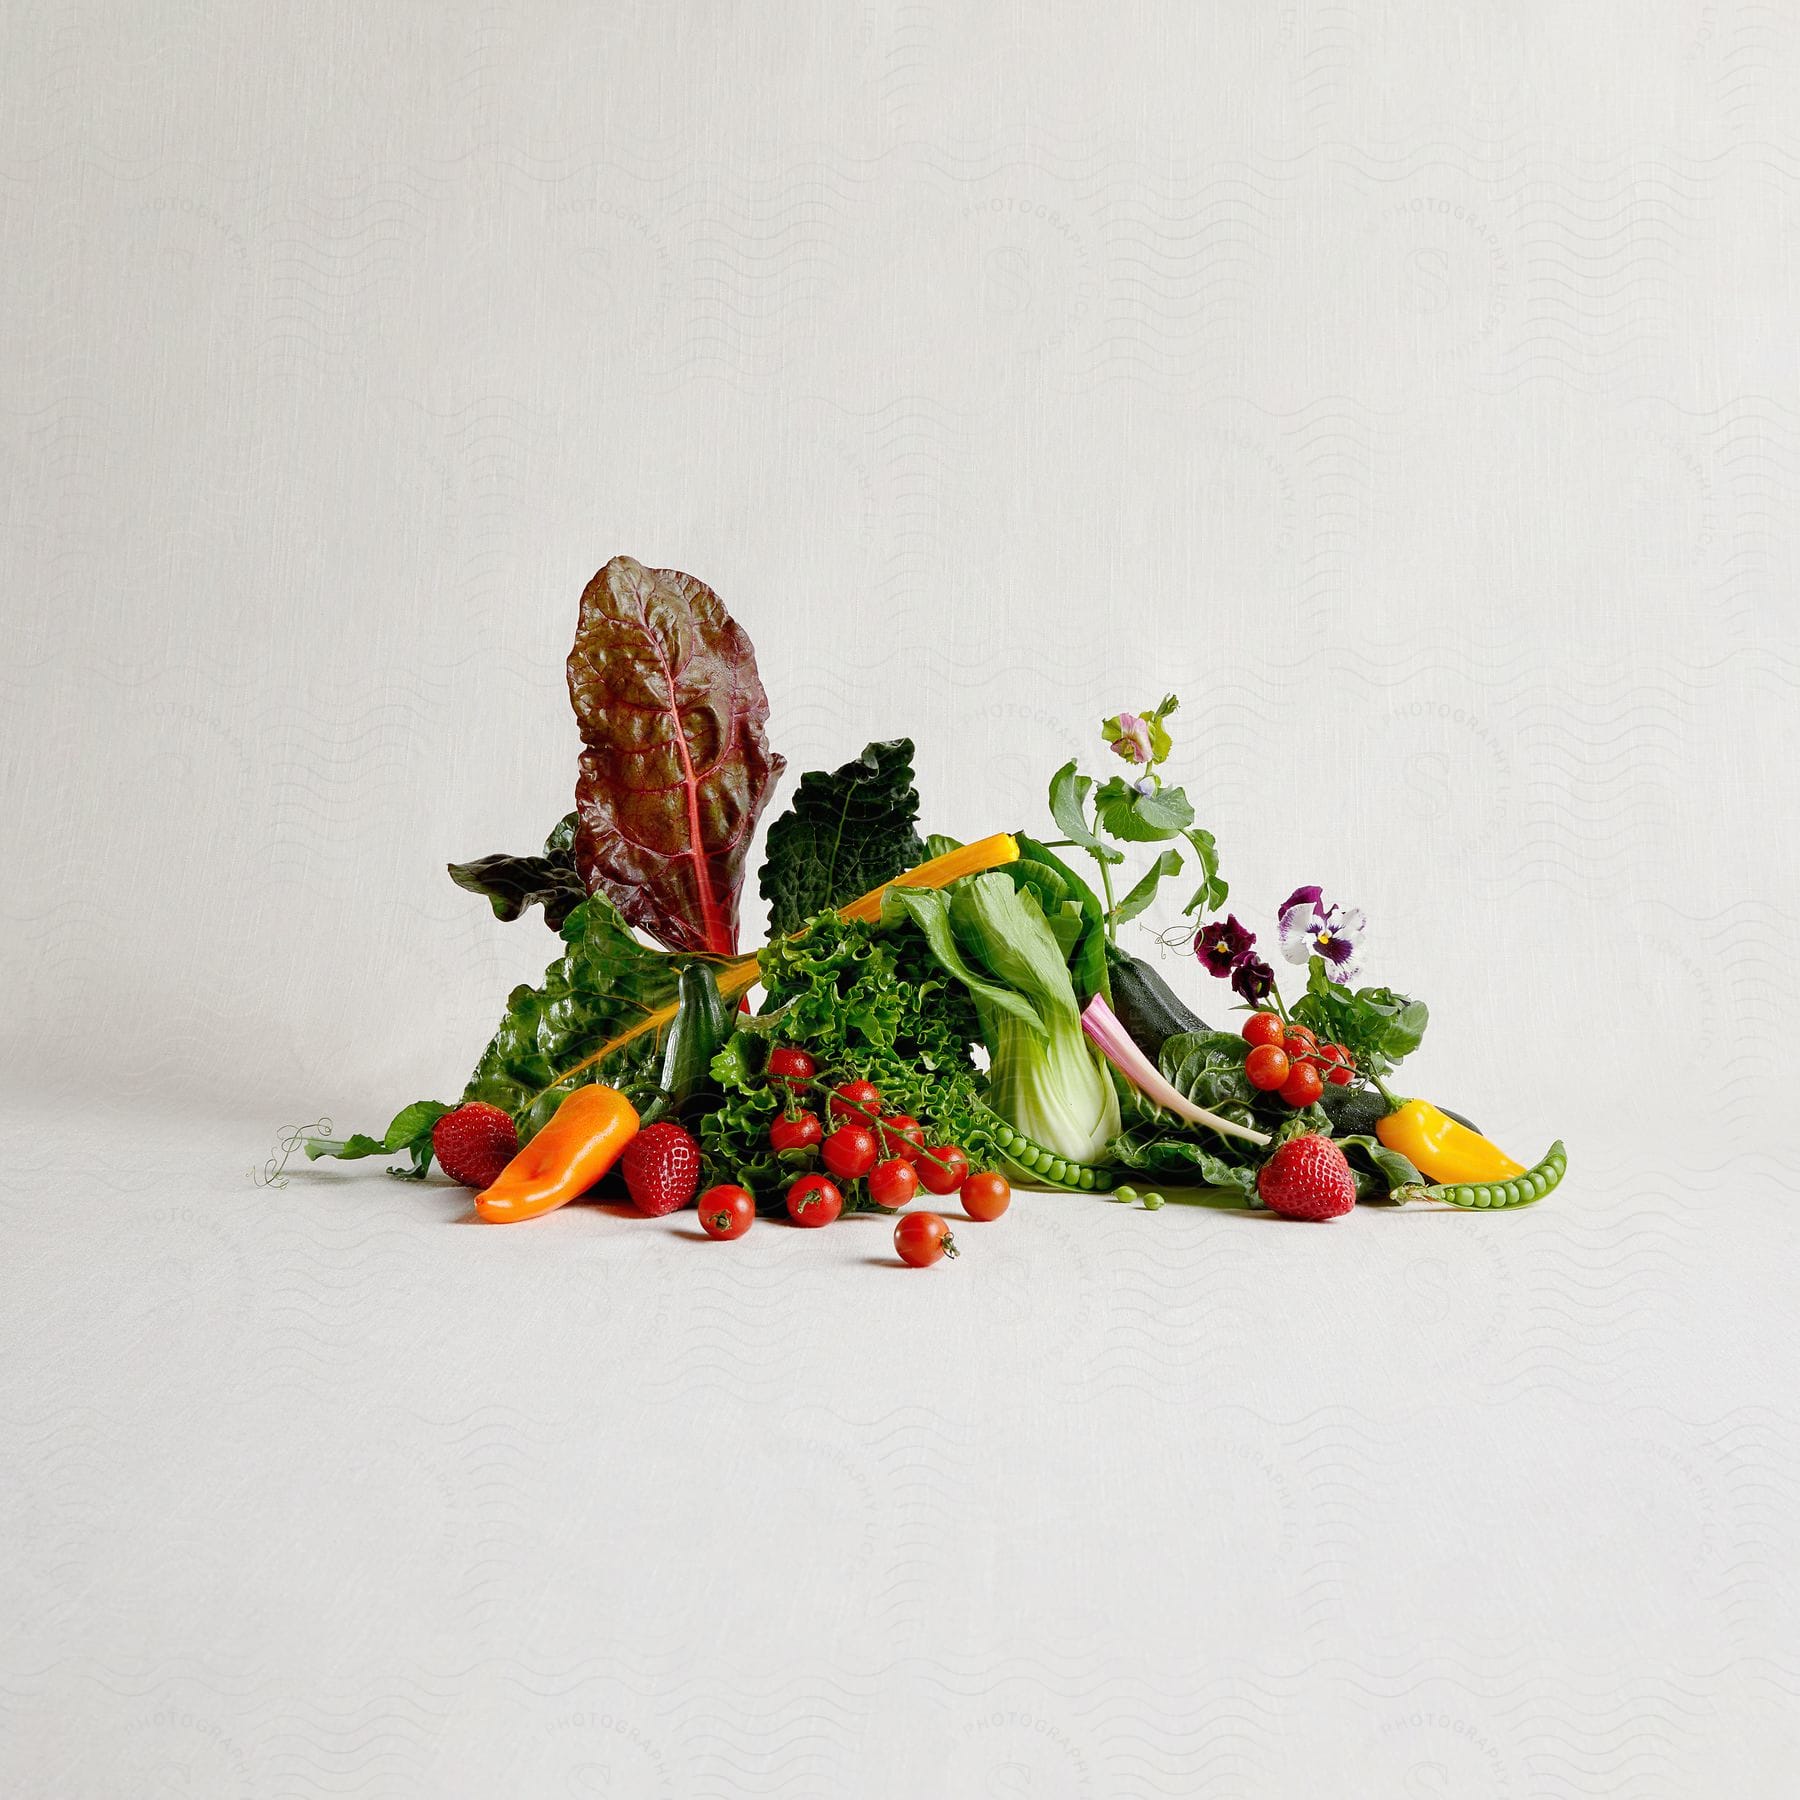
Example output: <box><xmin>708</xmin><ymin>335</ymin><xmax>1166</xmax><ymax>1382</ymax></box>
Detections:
<box><xmin>759</xmin><ymin>738</ymin><xmax>927</xmax><ymax>936</ymax></box>
<box><xmin>1107</xmin><ymin>1122</ymin><xmax>1258</xmax><ymax>1193</ymax></box>
<box><xmin>1337</xmin><ymin>1133</ymin><xmax>1427</xmax><ymax>1202</ymax></box>
<box><xmin>448</xmin><ymin>814</ymin><xmax>588</xmax><ymax>930</ymax></box>
<box><xmin>1159</xmin><ymin>1030</ymin><xmax>1257</xmax><ymax>1112</ymax></box>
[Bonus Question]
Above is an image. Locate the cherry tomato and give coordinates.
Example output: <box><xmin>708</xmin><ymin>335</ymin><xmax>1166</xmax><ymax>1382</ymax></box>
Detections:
<box><xmin>894</xmin><ymin>1211</ymin><xmax>957</xmax><ymax>1267</ymax></box>
<box><xmin>1279</xmin><ymin>1061</ymin><xmax>1324</xmax><ymax>1108</ymax></box>
<box><xmin>786</xmin><ymin>1174</ymin><xmax>843</xmax><ymax>1227</ymax></box>
<box><xmin>916</xmin><ymin>1144</ymin><xmax>970</xmax><ymax>1195</ymax></box>
<box><xmin>960</xmin><ymin>1172</ymin><xmax>1011</xmax><ymax>1221</ymax></box>
<box><xmin>1282</xmin><ymin>1024</ymin><xmax>1318</xmax><ymax>1060</ymax></box>
<box><xmin>821</xmin><ymin>1124</ymin><xmax>878</xmax><ymax>1180</ymax></box>
<box><xmin>767</xmin><ymin>1047</ymin><xmax>817</xmax><ymax>1090</ymax></box>
<box><xmin>768</xmin><ymin>1111</ymin><xmax>822</xmax><ymax>1152</ymax></box>
<box><xmin>1241</xmin><ymin>1012</ymin><xmax>1284</xmax><ymax>1048</ymax></box>
<box><xmin>878</xmin><ymin>1113</ymin><xmax>925</xmax><ymax>1160</ymax></box>
<box><xmin>828</xmin><ymin>1079</ymin><xmax>882</xmax><ymax>1125</ymax></box>
<box><xmin>1319</xmin><ymin>1043</ymin><xmax>1356</xmax><ymax>1086</ymax></box>
<box><xmin>868</xmin><ymin>1157</ymin><xmax>918</xmax><ymax>1210</ymax></box>
<box><xmin>698</xmin><ymin>1185</ymin><xmax>754</xmax><ymax>1239</ymax></box>
<box><xmin>1245</xmin><ymin>1044</ymin><xmax>1291</xmax><ymax>1091</ymax></box>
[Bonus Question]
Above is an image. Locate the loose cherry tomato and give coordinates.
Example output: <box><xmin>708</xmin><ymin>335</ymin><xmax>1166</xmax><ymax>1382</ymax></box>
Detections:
<box><xmin>868</xmin><ymin>1157</ymin><xmax>918</xmax><ymax>1210</ymax></box>
<box><xmin>786</xmin><ymin>1174</ymin><xmax>842</xmax><ymax>1227</ymax></box>
<box><xmin>960</xmin><ymin>1171</ymin><xmax>1011</xmax><ymax>1221</ymax></box>
<box><xmin>1241</xmin><ymin>1012</ymin><xmax>1284</xmax><ymax>1048</ymax></box>
<box><xmin>894</xmin><ymin>1211</ymin><xmax>957</xmax><ymax>1267</ymax></box>
<box><xmin>768</xmin><ymin>1110</ymin><xmax>822</xmax><ymax>1152</ymax></box>
<box><xmin>916</xmin><ymin>1144</ymin><xmax>970</xmax><ymax>1195</ymax></box>
<box><xmin>767</xmin><ymin>1047</ymin><xmax>817</xmax><ymax>1090</ymax></box>
<box><xmin>821</xmin><ymin>1124</ymin><xmax>878</xmax><ymax>1180</ymax></box>
<box><xmin>828</xmin><ymin>1079</ymin><xmax>882</xmax><ymax>1125</ymax></box>
<box><xmin>698</xmin><ymin>1185</ymin><xmax>754</xmax><ymax>1239</ymax></box>
<box><xmin>878</xmin><ymin>1113</ymin><xmax>925</xmax><ymax>1160</ymax></box>
<box><xmin>1279</xmin><ymin>1061</ymin><xmax>1324</xmax><ymax>1107</ymax></box>
<box><xmin>1319</xmin><ymin>1043</ymin><xmax>1356</xmax><ymax>1086</ymax></box>
<box><xmin>1245</xmin><ymin>1044</ymin><xmax>1291</xmax><ymax>1091</ymax></box>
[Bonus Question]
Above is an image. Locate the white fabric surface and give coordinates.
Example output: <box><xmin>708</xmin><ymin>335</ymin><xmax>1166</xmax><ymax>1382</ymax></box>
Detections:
<box><xmin>4</xmin><ymin>2</ymin><xmax>1798</xmax><ymax>1793</ymax></box>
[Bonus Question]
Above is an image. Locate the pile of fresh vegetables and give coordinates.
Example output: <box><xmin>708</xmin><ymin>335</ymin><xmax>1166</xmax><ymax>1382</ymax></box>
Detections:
<box><xmin>301</xmin><ymin>556</ymin><xmax>1565</xmax><ymax>1251</ymax></box>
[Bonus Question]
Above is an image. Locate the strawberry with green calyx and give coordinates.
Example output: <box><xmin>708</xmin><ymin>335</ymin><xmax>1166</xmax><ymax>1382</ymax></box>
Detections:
<box><xmin>1256</xmin><ymin>1134</ymin><xmax>1356</xmax><ymax>1221</ymax></box>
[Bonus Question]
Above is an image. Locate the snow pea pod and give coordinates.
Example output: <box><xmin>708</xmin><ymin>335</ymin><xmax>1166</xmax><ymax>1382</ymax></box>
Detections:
<box><xmin>1433</xmin><ymin>1140</ymin><xmax>1565</xmax><ymax>1209</ymax></box>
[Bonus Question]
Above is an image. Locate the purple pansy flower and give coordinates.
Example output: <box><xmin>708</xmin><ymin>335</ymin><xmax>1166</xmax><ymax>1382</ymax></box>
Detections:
<box><xmin>1231</xmin><ymin>956</ymin><xmax>1276</xmax><ymax>1005</ymax></box>
<box><xmin>1195</xmin><ymin>914</ymin><xmax>1256</xmax><ymax>978</ymax></box>
<box><xmin>1277</xmin><ymin>886</ymin><xmax>1366</xmax><ymax>984</ymax></box>
<box><xmin>1107</xmin><ymin>712</ymin><xmax>1154</xmax><ymax>765</ymax></box>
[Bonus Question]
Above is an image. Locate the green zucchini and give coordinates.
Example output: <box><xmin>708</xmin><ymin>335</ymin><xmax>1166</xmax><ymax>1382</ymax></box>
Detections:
<box><xmin>658</xmin><ymin>965</ymin><xmax>733</xmax><ymax>1107</ymax></box>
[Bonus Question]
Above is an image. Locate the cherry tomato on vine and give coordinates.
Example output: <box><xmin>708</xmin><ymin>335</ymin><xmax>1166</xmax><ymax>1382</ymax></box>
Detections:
<box><xmin>821</xmin><ymin>1124</ymin><xmax>878</xmax><ymax>1180</ymax></box>
<box><xmin>768</xmin><ymin>1111</ymin><xmax>822</xmax><ymax>1152</ymax></box>
<box><xmin>1282</xmin><ymin>1024</ymin><xmax>1319</xmax><ymax>1061</ymax></box>
<box><xmin>1245</xmin><ymin>1044</ymin><xmax>1291</xmax><ymax>1091</ymax></box>
<box><xmin>894</xmin><ymin>1211</ymin><xmax>957</xmax><ymax>1267</ymax></box>
<box><xmin>767</xmin><ymin>1047</ymin><xmax>817</xmax><ymax>1090</ymax></box>
<box><xmin>916</xmin><ymin>1145</ymin><xmax>970</xmax><ymax>1195</ymax></box>
<box><xmin>868</xmin><ymin>1157</ymin><xmax>918</xmax><ymax>1210</ymax></box>
<box><xmin>786</xmin><ymin>1174</ymin><xmax>843</xmax><ymax>1227</ymax></box>
<box><xmin>828</xmin><ymin>1080</ymin><xmax>882</xmax><ymax>1125</ymax></box>
<box><xmin>960</xmin><ymin>1172</ymin><xmax>1011</xmax><ymax>1221</ymax></box>
<box><xmin>698</xmin><ymin>1185</ymin><xmax>754</xmax><ymax>1240</ymax></box>
<box><xmin>1319</xmin><ymin>1043</ymin><xmax>1356</xmax><ymax>1086</ymax></box>
<box><xmin>1279</xmin><ymin>1061</ymin><xmax>1325</xmax><ymax>1108</ymax></box>
<box><xmin>878</xmin><ymin>1113</ymin><xmax>925</xmax><ymax>1160</ymax></box>
<box><xmin>1241</xmin><ymin>1012</ymin><xmax>1284</xmax><ymax>1049</ymax></box>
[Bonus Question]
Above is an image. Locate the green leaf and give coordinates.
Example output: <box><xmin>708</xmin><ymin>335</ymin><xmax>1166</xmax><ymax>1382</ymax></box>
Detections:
<box><xmin>1179</xmin><ymin>827</ymin><xmax>1227</xmax><ymax>916</ymax></box>
<box><xmin>1111</xmin><ymin>848</ymin><xmax>1183</xmax><ymax>924</ymax></box>
<box><xmin>923</xmin><ymin>833</ymin><xmax>964</xmax><ymax>860</ymax></box>
<box><xmin>1048</xmin><ymin>760</ymin><xmax>1122</xmax><ymax>864</ymax></box>
<box><xmin>1158</xmin><ymin>1031</ymin><xmax>1257</xmax><ymax>1113</ymax></box>
<box><xmin>1107</xmin><ymin>1121</ymin><xmax>1257</xmax><ymax>1191</ymax></box>
<box><xmin>1292</xmin><ymin>956</ymin><xmax>1430</xmax><ymax>1078</ymax></box>
<box><xmin>305</xmin><ymin>1099</ymin><xmax>451</xmax><ymax>1176</ymax></box>
<box><xmin>1092</xmin><ymin>776</ymin><xmax>1195</xmax><ymax>843</ymax></box>
<box><xmin>758</xmin><ymin>738</ymin><xmax>928</xmax><ymax>937</ymax></box>
<box><xmin>462</xmin><ymin>894</ymin><xmax>721</xmax><ymax>1139</ymax></box>
<box><xmin>882</xmin><ymin>886</ymin><xmax>1046</xmax><ymax>1035</ymax></box>
<box><xmin>447</xmin><ymin>813</ymin><xmax>588</xmax><ymax>930</ymax></box>
<box><xmin>1337</xmin><ymin>1133</ymin><xmax>1423</xmax><ymax>1198</ymax></box>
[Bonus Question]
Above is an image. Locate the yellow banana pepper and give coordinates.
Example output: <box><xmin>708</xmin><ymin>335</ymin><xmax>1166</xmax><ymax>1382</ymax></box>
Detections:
<box><xmin>1376</xmin><ymin>1099</ymin><xmax>1526</xmax><ymax>1184</ymax></box>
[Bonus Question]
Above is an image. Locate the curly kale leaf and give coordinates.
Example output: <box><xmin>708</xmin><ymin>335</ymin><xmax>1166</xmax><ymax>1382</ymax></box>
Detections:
<box><xmin>758</xmin><ymin>738</ymin><xmax>927</xmax><ymax>937</ymax></box>
<box><xmin>448</xmin><ymin>813</ymin><xmax>589</xmax><ymax>930</ymax></box>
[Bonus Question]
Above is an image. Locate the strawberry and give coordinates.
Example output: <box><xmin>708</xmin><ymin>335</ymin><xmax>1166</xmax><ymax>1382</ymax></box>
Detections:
<box><xmin>1256</xmin><ymin>1134</ymin><xmax>1356</xmax><ymax>1221</ymax></box>
<box><xmin>621</xmin><ymin>1122</ymin><xmax>702</xmax><ymax>1216</ymax></box>
<box><xmin>431</xmin><ymin>1102</ymin><xmax>519</xmax><ymax>1190</ymax></box>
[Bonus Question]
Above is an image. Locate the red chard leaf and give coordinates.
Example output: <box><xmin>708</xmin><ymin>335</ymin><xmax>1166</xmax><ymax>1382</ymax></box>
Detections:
<box><xmin>568</xmin><ymin>555</ymin><xmax>784</xmax><ymax>955</ymax></box>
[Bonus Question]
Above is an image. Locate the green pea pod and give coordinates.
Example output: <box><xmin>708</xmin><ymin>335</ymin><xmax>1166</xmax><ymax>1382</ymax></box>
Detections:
<box><xmin>1432</xmin><ymin>1140</ymin><xmax>1566</xmax><ymax>1209</ymax></box>
<box><xmin>659</xmin><ymin>965</ymin><xmax>734</xmax><ymax>1109</ymax></box>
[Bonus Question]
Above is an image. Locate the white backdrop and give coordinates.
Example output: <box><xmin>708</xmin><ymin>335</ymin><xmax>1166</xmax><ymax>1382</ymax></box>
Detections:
<box><xmin>4</xmin><ymin>5</ymin><xmax>1797</xmax><ymax>1794</ymax></box>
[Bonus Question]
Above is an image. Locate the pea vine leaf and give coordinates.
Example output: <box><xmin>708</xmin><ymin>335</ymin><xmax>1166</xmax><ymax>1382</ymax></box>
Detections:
<box><xmin>1092</xmin><ymin>775</ymin><xmax>1196</xmax><ymax>843</ymax></box>
<box><xmin>1048</xmin><ymin>760</ymin><xmax>1123</xmax><ymax>864</ymax></box>
<box><xmin>448</xmin><ymin>813</ymin><xmax>588</xmax><ymax>930</ymax></box>
<box><xmin>758</xmin><ymin>738</ymin><xmax>927</xmax><ymax>937</ymax></box>
<box><xmin>305</xmin><ymin>1100</ymin><xmax>451</xmax><ymax>1180</ymax></box>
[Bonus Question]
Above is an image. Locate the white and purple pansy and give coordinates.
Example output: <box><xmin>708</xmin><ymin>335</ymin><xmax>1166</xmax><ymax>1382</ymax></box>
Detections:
<box><xmin>1277</xmin><ymin>885</ymin><xmax>1365</xmax><ymax>984</ymax></box>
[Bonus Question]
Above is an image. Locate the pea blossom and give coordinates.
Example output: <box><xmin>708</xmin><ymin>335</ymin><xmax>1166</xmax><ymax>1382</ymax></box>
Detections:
<box><xmin>1277</xmin><ymin>885</ymin><xmax>1365</xmax><ymax>984</ymax></box>
<box><xmin>1105</xmin><ymin>712</ymin><xmax>1154</xmax><ymax>765</ymax></box>
<box><xmin>1195</xmin><ymin>913</ymin><xmax>1256</xmax><ymax>977</ymax></box>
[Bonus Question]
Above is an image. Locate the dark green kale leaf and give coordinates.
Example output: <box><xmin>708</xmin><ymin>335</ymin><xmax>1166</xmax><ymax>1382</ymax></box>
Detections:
<box><xmin>448</xmin><ymin>813</ymin><xmax>589</xmax><ymax>930</ymax></box>
<box><xmin>758</xmin><ymin>739</ymin><xmax>927</xmax><ymax>937</ymax></box>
